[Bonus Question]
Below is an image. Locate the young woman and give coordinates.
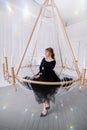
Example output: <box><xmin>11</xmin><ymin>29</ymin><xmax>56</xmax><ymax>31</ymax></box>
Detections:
<box><xmin>21</xmin><ymin>47</ymin><xmax>72</xmax><ymax>117</ymax></box>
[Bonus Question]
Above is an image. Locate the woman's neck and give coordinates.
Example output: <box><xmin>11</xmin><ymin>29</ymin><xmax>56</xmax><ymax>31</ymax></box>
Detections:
<box><xmin>45</xmin><ymin>57</ymin><xmax>54</xmax><ymax>62</ymax></box>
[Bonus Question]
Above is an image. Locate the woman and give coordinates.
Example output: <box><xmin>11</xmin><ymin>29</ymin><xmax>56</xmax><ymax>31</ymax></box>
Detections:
<box><xmin>21</xmin><ymin>47</ymin><xmax>72</xmax><ymax>117</ymax></box>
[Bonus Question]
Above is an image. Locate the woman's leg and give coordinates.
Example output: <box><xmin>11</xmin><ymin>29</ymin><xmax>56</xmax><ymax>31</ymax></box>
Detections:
<box><xmin>40</xmin><ymin>102</ymin><xmax>48</xmax><ymax>117</ymax></box>
<box><xmin>40</xmin><ymin>98</ymin><xmax>49</xmax><ymax>117</ymax></box>
<box><xmin>45</xmin><ymin>99</ymin><xmax>50</xmax><ymax>109</ymax></box>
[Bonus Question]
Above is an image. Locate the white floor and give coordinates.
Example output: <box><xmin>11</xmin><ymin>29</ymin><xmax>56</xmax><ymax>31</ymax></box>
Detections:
<box><xmin>0</xmin><ymin>83</ymin><xmax>87</xmax><ymax>130</ymax></box>
<box><xmin>0</xmin><ymin>72</ymin><xmax>10</xmax><ymax>88</ymax></box>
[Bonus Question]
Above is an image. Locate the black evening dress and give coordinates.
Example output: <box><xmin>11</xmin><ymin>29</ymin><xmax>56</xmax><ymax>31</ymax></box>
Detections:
<box><xmin>23</xmin><ymin>58</ymin><xmax>61</xmax><ymax>104</ymax></box>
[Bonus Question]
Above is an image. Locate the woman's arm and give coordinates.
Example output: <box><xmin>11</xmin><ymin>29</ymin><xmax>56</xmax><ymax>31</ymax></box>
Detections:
<box><xmin>39</xmin><ymin>58</ymin><xmax>45</xmax><ymax>73</ymax></box>
<box><xmin>34</xmin><ymin>58</ymin><xmax>44</xmax><ymax>78</ymax></box>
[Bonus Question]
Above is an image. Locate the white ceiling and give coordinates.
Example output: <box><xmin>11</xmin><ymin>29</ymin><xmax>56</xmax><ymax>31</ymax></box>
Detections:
<box><xmin>0</xmin><ymin>0</ymin><xmax>87</xmax><ymax>26</ymax></box>
<box><xmin>35</xmin><ymin>0</ymin><xmax>87</xmax><ymax>25</ymax></box>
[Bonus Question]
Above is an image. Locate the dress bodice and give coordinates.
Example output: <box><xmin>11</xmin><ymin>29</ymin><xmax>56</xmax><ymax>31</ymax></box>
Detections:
<box><xmin>39</xmin><ymin>58</ymin><xmax>56</xmax><ymax>75</ymax></box>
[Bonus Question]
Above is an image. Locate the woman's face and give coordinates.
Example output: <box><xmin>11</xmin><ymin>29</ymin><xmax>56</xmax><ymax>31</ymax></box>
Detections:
<box><xmin>45</xmin><ymin>50</ymin><xmax>51</xmax><ymax>58</ymax></box>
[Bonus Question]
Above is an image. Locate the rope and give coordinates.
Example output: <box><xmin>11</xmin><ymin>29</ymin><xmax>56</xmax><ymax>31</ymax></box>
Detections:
<box><xmin>55</xmin><ymin>5</ymin><xmax>80</xmax><ymax>77</ymax></box>
<box><xmin>51</xmin><ymin>2</ymin><xmax>64</xmax><ymax>68</ymax></box>
<box><xmin>26</xmin><ymin>15</ymin><xmax>44</xmax><ymax>75</ymax></box>
<box><xmin>29</xmin><ymin>9</ymin><xmax>45</xmax><ymax>64</ymax></box>
<box><xmin>15</xmin><ymin>0</ymin><xmax>47</xmax><ymax>76</ymax></box>
<box><xmin>51</xmin><ymin>1</ymin><xmax>64</xmax><ymax>75</ymax></box>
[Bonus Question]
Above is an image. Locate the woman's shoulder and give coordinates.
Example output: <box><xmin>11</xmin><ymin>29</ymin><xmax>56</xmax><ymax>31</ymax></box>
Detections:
<box><xmin>40</xmin><ymin>57</ymin><xmax>45</xmax><ymax>63</ymax></box>
<box><xmin>44</xmin><ymin>58</ymin><xmax>56</xmax><ymax>63</ymax></box>
<box><xmin>42</xmin><ymin>57</ymin><xmax>45</xmax><ymax>61</ymax></box>
<box><xmin>51</xmin><ymin>59</ymin><xmax>56</xmax><ymax>64</ymax></box>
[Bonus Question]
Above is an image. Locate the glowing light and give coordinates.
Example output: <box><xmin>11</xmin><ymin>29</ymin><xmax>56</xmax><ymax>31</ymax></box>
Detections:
<box><xmin>5</xmin><ymin>1</ymin><xmax>12</xmax><ymax>13</ymax></box>
<box><xmin>25</xmin><ymin>108</ymin><xmax>28</xmax><ymax>112</ymax></box>
<box><xmin>55</xmin><ymin>115</ymin><xmax>58</xmax><ymax>119</ymax></box>
<box><xmin>74</xmin><ymin>10</ymin><xmax>79</xmax><ymax>16</ymax></box>
<box><xmin>70</xmin><ymin>107</ymin><xmax>74</xmax><ymax>112</ymax></box>
<box><xmin>61</xmin><ymin>103</ymin><xmax>64</xmax><ymax>107</ymax></box>
<box><xmin>74</xmin><ymin>0</ymin><xmax>85</xmax><ymax>16</ymax></box>
<box><xmin>32</xmin><ymin>113</ymin><xmax>34</xmax><ymax>117</ymax></box>
<box><xmin>70</xmin><ymin>107</ymin><xmax>76</xmax><ymax>113</ymax></box>
<box><xmin>70</xmin><ymin>126</ymin><xmax>74</xmax><ymax>130</ymax></box>
<box><xmin>2</xmin><ymin>105</ymin><xmax>7</xmax><ymax>110</ymax></box>
<box><xmin>22</xmin><ymin>4</ymin><xmax>30</xmax><ymax>17</ymax></box>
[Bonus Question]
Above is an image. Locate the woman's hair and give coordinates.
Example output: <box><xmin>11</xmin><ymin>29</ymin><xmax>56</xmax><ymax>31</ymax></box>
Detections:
<box><xmin>45</xmin><ymin>47</ymin><xmax>55</xmax><ymax>59</ymax></box>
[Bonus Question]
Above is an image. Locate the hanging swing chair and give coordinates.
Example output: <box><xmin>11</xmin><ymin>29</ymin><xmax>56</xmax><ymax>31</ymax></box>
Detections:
<box><xmin>14</xmin><ymin>0</ymin><xmax>81</xmax><ymax>92</ymax></box>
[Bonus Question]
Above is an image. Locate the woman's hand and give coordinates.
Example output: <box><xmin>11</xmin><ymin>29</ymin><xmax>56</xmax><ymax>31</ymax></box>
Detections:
<box><xmin>34</xmin><ymin>73</ymin><xmax>42</xmax><ymax>79</ymax></box>
<box><xmin>35</xmin><ymin>74</ymin><xmax>40</xmax><ymax>79</ymax></box>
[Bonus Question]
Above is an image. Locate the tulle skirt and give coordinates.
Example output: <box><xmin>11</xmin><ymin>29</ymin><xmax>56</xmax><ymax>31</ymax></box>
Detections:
<box><xmin>23</xmin><ymin>71</ymin><xmax>61</xmax><ymax>104</ymax></box>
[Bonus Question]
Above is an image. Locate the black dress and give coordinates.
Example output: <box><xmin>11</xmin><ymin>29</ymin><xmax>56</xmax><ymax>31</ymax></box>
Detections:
<box><xmin>23</xmin><ymin>58</ymin><xmax>61</xmax><ymax>104</ymax></box>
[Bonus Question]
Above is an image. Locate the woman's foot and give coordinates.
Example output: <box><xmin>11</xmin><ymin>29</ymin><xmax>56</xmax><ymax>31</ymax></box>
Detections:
<box><xmin>40</xmin><ymin>102</ymin><xmax>48</xmax><ymax>117</ymax></box>
<box><xmin>40</xmin><ymin>109</ymin><xmax>48</xmax><ymax>117</ymax></box>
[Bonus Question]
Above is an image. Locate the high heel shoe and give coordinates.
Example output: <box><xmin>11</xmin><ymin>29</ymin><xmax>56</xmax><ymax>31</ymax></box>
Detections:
<box><xmin>46</xmin><ymin>106</ymin><xmax>50</xmax><ymax>110</ymax></box>
<box><xmin>40</xmin><ymin>109</ymin><xmax>48</xmax><ymax>117</ymax></box>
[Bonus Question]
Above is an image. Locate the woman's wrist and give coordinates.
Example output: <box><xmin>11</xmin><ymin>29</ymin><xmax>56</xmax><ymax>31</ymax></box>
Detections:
<box><xmin>39</xmin><ymin>73</ymin><xmax>42</xmax><ymax>75</ymax></box>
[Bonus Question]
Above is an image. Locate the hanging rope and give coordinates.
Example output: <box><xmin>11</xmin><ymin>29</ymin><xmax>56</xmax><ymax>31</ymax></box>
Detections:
<box><xmin>15</xmin><ymin>0</ymin><xmax>48</xmax><ymax>76</ymax></box>
<box><xmin>51</xmin><ymin>1</ymin><xmax>64</xmax><ymax>75</ymax></box>
<box><xmin>54</xmin><ymin>4</ymin><xmax>80</xmax><ymax>77</ymax></box>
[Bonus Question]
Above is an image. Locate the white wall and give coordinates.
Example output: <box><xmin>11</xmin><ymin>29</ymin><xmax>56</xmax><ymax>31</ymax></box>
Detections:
<box><xmin>66</xmin><ymin>20</ymin><xmax>87</xmax><ymax>72</ymax></box>
<box><xmin>0</xmin><ymin>9</ymin><xmax>87</xmax><ymax>87</ymax></box>
<box><xmin>0</xmin><ymin>11</ymin><xmax>36</xmax><ymax>87</ymax></box>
